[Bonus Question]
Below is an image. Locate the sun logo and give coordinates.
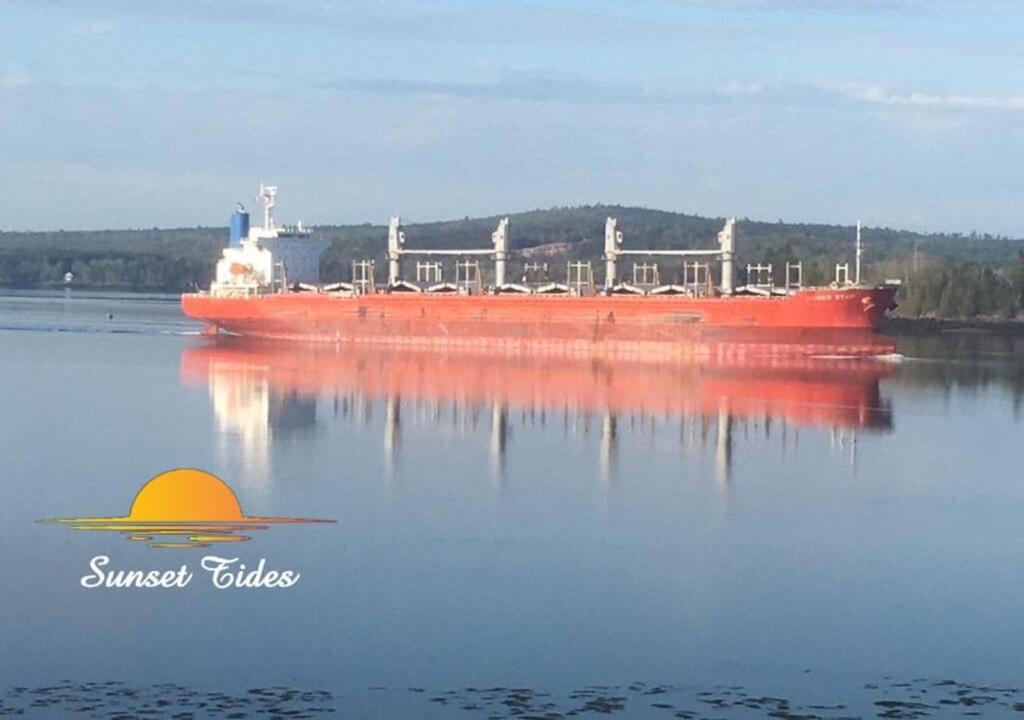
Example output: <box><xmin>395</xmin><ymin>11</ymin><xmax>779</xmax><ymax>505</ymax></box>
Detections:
<box><xmin>42</xmin><ymin>468</ymin><xmax>332</xmax><ymax>548</ymax></box>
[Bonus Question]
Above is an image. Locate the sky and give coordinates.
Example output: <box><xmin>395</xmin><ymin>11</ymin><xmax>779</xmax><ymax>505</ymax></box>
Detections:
<box><xmin>1</xmin><ymin>0</ymin><xmax>1022</xmax><ymax>235</ymax></box>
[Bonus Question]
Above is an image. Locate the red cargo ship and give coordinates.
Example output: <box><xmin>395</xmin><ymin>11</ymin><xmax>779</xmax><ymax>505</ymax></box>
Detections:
<box><xmin>182</xmin><ymin>187</ymin><xmax>898</xmax><ymax>356</ymax></box>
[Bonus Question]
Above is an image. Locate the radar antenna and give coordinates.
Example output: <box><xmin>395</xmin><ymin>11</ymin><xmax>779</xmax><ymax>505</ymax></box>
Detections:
<box><xmin>258</xmin><ymin>183</ymin><xmax>278</xmax><ymax>230</ymax></box>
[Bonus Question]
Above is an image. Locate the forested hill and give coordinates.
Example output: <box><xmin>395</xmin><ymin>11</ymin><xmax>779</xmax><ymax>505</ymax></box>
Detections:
<box><xmin>1</xmin><ymin>205</ymin><xmax>1022</xmax><ymax>319</ymax></box>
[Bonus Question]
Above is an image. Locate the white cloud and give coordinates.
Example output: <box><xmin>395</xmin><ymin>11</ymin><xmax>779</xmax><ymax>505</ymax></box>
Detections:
<box><xmin>71</xmin><ymin>21</ymin><xmax>115</xmax><ymax>36</ymax></box>
<box><xmin>667</xmin><ymin>0</ymin><xmax>1020</xmax><ymax>16</ymax></box>
<box><xmin>719</xmin><ymin>80</ymin><xmax>764</xmax><ymax>97</ymax></box>
<box><xmin>836</xmin><ymin>82</ymin><xmax>1024</xmax><ymax>111</ymax></box>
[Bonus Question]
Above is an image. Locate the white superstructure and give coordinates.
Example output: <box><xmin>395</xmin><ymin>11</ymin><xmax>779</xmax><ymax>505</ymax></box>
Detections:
<box><xmin>211</xmin><ymin>184</ymin><xmax>330</xmax><ymax>296</ymax></box>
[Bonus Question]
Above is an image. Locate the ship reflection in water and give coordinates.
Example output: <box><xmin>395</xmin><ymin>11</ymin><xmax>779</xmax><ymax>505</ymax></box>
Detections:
<box><xmin>180</xmin><ymin>331</ymin><xmax>895</xmax><ymax>487</ymax></box>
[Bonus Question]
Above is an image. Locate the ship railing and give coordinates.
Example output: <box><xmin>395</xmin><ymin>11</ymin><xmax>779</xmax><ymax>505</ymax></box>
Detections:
<box><xmin>455</xmin><ymin>259</ymin><xmax>482</xmax><ymax>294</ymax></box>
<box><xmin>603</xmin><ymin>216</ymin><xmax>736</xmax><ymax>296</ymax></box>
<box><xmin>210</xmin><ymin>282</ymin><xmax>268</xmax><ymax>299</ymax></box>
<box><xmin>386</xmin><ymin>216</ymin><xmax>510</xmax><ymax>290</ymax></box>
<box><xmin>786</xmin><ymin>262</ymin><xmax>803</xmax><ymax>293</ymax></box>
<box><xmin>632</xmin><ymin>262</ymin><xmax>660</xmax><ymax>289</ymax></box>
<box><xmin>271</xmin><ymin>260</ymin><xmax>289</xmax><ymax>293</ymax></box>
<box><xmin>746</xmin><ymin>263</ymin><xmax>774</xmax><ymax>292</ymax></box>
<box><xmin>683</xmin><ymin>261</ymin><xmax>713</xmax><ymax>297</ymax></box>
<box><xmin>351</xmin><ymin>260</ymin><xmax>376</xmax><ymax>294</ymax></box>
<box><xmin>401</xmin><ymin>248</ymin><xmax>498</xmax><ymax>256</ymax></box>
<box><xmin>834</xmin><ymin>263</ymin><xmax>851</xmax><ymax>286</ymax></box>
<box><xmin>416</xmin><ymin>261</ymin><xmax>443</xmax><ymax>285</ymax></box>
<box><xmin>567</xmin><ymin>261</ymin><xmax>595</xmax><ymax>296</ymax></box>
<box><xmin>618</xmin><ymin>249</ymin><xmax>724</xmax><ymax>257</ymax></box>
<box><xmin>514</xmin><ymin>262</ymin><xmax>554</xmax><ymax>293</ymax></box>
<box><xmin>521</xmin><ymin>261</ymin><xmax>550</xmax><ymax>284</ymax></box>
<box><xmin>607</xmin><ymin>260</ymin><xmax>660</xmax><ymax>295</ymax></box>
<box><xmin>615</xmin><ymin>248</ymin><xmax>724</xmax><ymax>292</ymax></box>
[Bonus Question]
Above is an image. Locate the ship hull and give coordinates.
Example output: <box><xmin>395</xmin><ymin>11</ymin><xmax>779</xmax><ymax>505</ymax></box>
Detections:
<box><xmin>181</xmin><ymin>287</ymin><xmax>898</xmax><ymax>359</ymax></box>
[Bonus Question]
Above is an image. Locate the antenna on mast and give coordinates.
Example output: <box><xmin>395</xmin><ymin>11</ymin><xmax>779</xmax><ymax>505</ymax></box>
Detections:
<box><xmin>259</xmin><ymin>183</ymin><xmax>278</xmax><ymax>230</ymax></box>
<box><xmin>855</xmin><ymin>220</ymin><xmax>863</xmax><ymax>285</ymax></box>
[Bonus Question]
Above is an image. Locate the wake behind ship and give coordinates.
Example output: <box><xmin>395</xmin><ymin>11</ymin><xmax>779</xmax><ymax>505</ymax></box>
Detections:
<box><xmin>182</xmin><ymin>186</ymin><xmax>899</xmax><ymax>358</ymax></box>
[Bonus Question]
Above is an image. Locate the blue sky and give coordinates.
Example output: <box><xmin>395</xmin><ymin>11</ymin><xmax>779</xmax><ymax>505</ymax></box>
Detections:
<box><xmin>1</xmin><ymin>0</ymin><xmax>1022</xmax><ymax>235</ymax></box>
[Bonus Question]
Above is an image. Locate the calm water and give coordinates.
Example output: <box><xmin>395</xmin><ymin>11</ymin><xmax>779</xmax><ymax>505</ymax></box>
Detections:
<box><xmin>1</xmin><ymin>291</ymin><xmax>1022</xmax><ymax>718</ymax></box>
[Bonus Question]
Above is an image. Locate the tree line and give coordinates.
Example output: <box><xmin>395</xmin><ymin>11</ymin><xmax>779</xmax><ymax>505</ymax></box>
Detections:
<box><xmin>892</xmin><ymin>259</ymin><xmax>1024</xmax><ymax>320</ymax></box>
<box><xmin>2</xmin><ymin>206</ymin><xmax>1022</xmax><ymax>320</ymax></box>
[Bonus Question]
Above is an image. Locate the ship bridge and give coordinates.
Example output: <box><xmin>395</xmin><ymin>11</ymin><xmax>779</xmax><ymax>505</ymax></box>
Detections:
<box><xmin>212</xmin><ymin>184</ymin><xmax>329</xmax><ymax>296</ymax></box>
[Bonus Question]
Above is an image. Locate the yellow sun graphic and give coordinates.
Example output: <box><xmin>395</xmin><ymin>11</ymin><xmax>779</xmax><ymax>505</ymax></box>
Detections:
<box><xmin>43</xmin><ymin>468</ymin><xmax>332</xmax><ymax>548</ymax></box>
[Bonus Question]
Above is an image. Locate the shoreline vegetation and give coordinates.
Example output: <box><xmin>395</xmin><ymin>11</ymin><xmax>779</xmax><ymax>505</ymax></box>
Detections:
<box><xmin>2</xmin><ymin>205</ymin><xmax>1022</xmax><ymax>323</ymax></box>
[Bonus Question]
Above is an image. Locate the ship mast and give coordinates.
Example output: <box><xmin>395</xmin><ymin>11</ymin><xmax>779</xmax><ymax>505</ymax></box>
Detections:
<box><xmin>259</xmin><ymin>183</ymin><xmax>278</xmax><ymax>230</ymax></box>
<box><xmin>855</xmin><ymin>220</ymin><xmax>863</xmax><ymax>286</ymax></box>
